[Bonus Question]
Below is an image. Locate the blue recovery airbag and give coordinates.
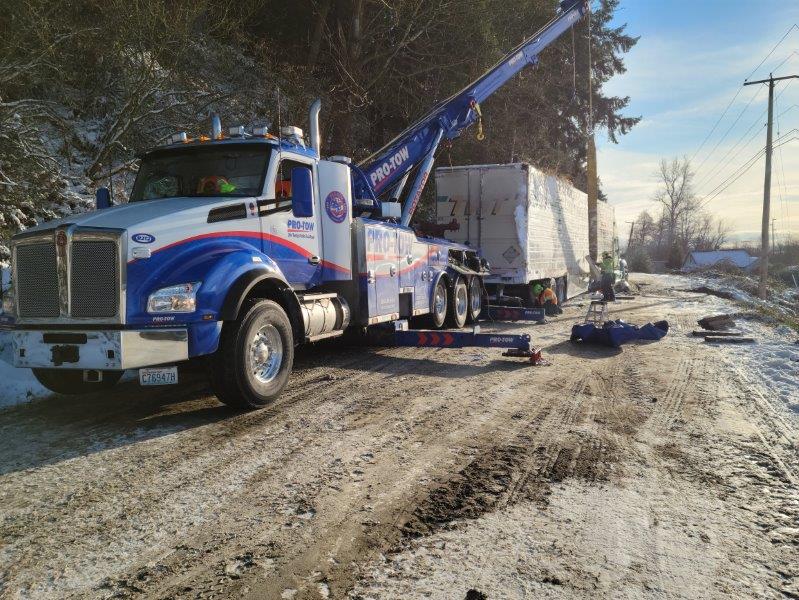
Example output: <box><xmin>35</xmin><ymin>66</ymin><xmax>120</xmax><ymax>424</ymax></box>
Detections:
<box><xmin>571</xmin><ymin>320</ymin><xmax>669</xmax><ymax>348</ymax></box>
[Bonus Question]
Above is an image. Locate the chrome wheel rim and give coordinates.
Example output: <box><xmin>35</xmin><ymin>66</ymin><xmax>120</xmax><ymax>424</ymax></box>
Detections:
<box><xmin>248</xmin><ymin>324</ymin><xmax>283</xmax><ymax>384</ymax></box>
<box><xmin>434</xmin><ymin>284</ymin><xmax>447</xmax><ymax>319</ymax></box>
<box><xmin>470</xmin><ymin>282</ymin><xmax>482</xmax><ymax>315</ymax></box>
<box><xmin>456</xmin><ymin>285</ymin><xmax>468</xmax><ymax>318</ymax></box>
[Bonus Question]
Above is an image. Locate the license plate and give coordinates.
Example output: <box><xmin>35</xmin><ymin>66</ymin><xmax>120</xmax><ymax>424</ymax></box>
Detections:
<box><xmin>139</xmin><ymin>366</ymin><xmax>178</xmax><ymax>386</ymax></box>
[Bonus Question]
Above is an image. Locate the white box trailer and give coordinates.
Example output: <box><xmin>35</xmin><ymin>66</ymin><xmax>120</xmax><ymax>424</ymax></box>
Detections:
<box><xmin>435</xmin><ymin>163</ymin><xmax>616</xmax><ymax>301</ymax></box>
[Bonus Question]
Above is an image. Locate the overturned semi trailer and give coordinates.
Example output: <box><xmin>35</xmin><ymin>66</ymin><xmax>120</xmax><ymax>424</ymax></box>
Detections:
<box><xmin>435</xmin><ymin>163</ymin><xmax>615</xmax><ymax>301</ymax></box>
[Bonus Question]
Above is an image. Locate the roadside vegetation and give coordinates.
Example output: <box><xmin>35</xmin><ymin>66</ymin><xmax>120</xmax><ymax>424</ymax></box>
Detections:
<box><xmin>0</xmin><ymin>0</ymin><xmax>639</xmax><ymax>260</ymax></box>
<box><xmin>626</xmin><ymin>156</ymin><xmax>731</xmax><ymax>271</ymax></box>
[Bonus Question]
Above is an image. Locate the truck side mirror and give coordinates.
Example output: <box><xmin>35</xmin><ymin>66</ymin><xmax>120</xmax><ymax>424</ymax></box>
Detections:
<box><xmin>291</xmin><ymin>167</ymin><xmax>313</xmax><ymax>218</ymax></box>
<box><xmin>95</xmin><ymin>187</ymin><xmax>112</xmax><ymax>210</ymax></box>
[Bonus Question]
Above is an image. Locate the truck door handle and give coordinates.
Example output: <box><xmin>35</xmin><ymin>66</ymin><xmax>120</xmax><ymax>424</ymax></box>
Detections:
<box><xmin>308</xmin><ymin>256</ymin><xmax>320</xmax><ymax>265</ymax></box>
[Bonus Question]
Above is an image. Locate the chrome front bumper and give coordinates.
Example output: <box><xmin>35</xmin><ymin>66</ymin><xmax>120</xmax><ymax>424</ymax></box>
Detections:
<box><xmin>11</xmin><ymin>329</ymin><xmax>189</xmax><ymax>370</ymax></box>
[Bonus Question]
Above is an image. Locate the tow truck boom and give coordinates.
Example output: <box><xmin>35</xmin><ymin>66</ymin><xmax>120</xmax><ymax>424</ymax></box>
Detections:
<box><xmin>356</xmin><ymin>0</ymin><xmax>589</xmax><ymax>226</ymax></box>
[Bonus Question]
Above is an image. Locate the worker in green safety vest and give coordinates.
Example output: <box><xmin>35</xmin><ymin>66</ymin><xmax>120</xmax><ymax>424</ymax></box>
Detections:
<box><xmin>600</xmin><ymin>252</ymin><xmax>616</xmax><ymax>302</ymax></box>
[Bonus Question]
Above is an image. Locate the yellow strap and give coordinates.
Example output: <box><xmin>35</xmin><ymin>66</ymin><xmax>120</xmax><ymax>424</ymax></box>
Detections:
<box><xmin>473</xmin><ymin>101</ymin><xmax>485</xmax><ymax>141</ymax></box>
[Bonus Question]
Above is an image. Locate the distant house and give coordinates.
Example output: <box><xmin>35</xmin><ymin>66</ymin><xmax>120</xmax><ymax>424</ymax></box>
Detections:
<box><xmin>681</xmin><ymin>250</ymin><xmax>759</xmax><ymax>273</ymax></box>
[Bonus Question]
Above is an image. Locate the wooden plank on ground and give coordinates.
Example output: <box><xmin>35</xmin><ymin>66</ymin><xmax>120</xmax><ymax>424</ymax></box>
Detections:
<box><xmin>691</xmin><ymin>331</ymin><xmax>743</xmax><ymax>338</ymax></box>
<box><xmin>704</xmin><ymin>337</ymin><xmax>756</xmax><ymax>344</ymax></box>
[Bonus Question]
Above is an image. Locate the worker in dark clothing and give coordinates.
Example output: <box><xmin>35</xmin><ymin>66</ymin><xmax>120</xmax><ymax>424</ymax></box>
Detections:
<box><xmin>533</xmin><ymin>282</ymin><xmax>562</xmax><ymax>315</ymax></box>
<box><xmin>600</xmin><ymin>251</ymin><xmax>616</xmax><ymax>302</ymax></box>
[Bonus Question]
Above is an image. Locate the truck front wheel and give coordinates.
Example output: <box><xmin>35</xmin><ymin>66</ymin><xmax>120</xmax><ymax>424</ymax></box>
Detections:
<box><xmin>209</xmin><ymin>299</ymin><xmax>294</xmax><ymax>409</ymax></box>
<box><xmin>428</xmin><ymin>278</ymin><xmax>448</xmax><ymax>329</ymax></box>
<box><xmin>32</xmin><ymin>369</ymin><xmax>123</xmax><ymax>395</ymax></box>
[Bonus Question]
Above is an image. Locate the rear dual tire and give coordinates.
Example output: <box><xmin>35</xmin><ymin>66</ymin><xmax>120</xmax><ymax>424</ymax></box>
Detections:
<box><xmin>429</xmin><ymin>276</ymin><xmax>482</xmax><ymax>329</ymax></box>
<box><xmin>447</xmin><ymin>277</ymin><xmax>469</xmax><ymax>329</ymax></box>
<box><xmin>209</xmin><ymin>299</ymin><xmax>294</xmax><ymax>410</ymax></box>
<box><xmin>467</xmin><ymin>276</ymin><xmax>483</xmax><ymax>323</ymax></box>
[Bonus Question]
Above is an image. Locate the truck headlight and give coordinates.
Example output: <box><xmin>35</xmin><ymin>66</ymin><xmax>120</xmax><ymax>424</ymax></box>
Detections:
<box><xmin>147</xmin><ymin>282</ymin><xmax>201</xmax><ymax>314</ymax></box>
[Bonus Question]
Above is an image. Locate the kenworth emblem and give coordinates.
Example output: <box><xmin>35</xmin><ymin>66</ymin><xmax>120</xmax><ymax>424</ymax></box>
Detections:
<box><xmin>324</xmin><ymin>191</ymin><xmax>348</xmax><ymax>224</ymax></box>
<box><xmin>132</xmin><ymin>233</ymin><xmax>156</xmax><ymax>244</ymax></box>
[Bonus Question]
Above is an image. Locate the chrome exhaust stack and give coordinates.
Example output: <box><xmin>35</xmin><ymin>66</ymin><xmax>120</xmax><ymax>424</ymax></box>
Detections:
<box><xmin>210</xmin><ymin>113</ymin><xmax>222</xmax><ymax>140</ymax></box>
<box><xmin>309</xmin><ymin>99</ymin><xmax>322</xmax><ymax>154</ymax></box>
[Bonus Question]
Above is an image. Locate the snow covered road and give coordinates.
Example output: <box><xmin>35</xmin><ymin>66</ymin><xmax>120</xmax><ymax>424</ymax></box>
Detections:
<box><xmin>0</xmin><ymin>274</ymin><xmax>796</xmax><ymax>599</ymax></box>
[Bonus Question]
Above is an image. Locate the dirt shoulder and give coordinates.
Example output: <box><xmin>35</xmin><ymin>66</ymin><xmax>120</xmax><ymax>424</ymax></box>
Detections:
<box><xmin>0</xmin><ymin>274</ymin><xmax>796</xmax><ymax>599</ymax></box>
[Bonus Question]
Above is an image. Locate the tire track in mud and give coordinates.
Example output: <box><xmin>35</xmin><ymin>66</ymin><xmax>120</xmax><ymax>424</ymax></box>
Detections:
<box><xmin>397</xmin><ymin>363</ymin><xmax>619</xmax><ymax>543</ymax></box>
<box><xmin>150</xmin><ymin>349</ymin><xmax>556</xmax><ymax>599</ymax></box>
<box><xmin>649</xmin><ymin>350</ymin><xmax>698</xmax><ymax>433</ymax></box>
<box><xmin>64</xmin><ymin>345</ymin><xmax>544</xmax><ymax>599</ymax></box>
<box><xmin>1</xmin><ymin>345</ymin><xmax>460</xmax><ymax>599</ymax></box>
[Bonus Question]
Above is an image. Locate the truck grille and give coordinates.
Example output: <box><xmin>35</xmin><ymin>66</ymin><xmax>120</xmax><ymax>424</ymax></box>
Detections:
<box><xmin>16</xmin><ymin>243</ymin><xmax>60</xmax><ymax>318</ymax></box>
<box><xmin>14</xmin><ymin>230</ymin><xmax>123</xmax><ymax>321</ymax></box>
<box><xmin>70</xmin><ymin>241</ymin><xmax>120</xmax><ymax>318</ymax></box>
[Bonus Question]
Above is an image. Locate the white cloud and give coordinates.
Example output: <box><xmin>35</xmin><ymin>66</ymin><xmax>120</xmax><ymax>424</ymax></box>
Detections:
<box><xmin>597</xmin><ymin>5</ymin><xmax>799</xmax><ymax>244</ymax></box>
<box><xmin>597</xmin><ymin>141</ymin><xmax>799</xmax><ymax>244</ymax></box>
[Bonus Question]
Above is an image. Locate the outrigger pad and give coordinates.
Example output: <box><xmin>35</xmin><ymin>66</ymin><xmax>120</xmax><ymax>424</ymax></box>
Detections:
<box><xmin>502</xmin><ymin>347</ymin><xmax>547</xmax><ymax>365</ymax></box>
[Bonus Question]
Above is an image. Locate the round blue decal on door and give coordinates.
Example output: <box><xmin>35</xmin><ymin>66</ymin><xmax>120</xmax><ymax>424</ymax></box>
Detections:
<box><xmin>324</xmin><ymin>191</ymin><xmax>348</xmax><ymax>224</ymax></box>
<box><xmin>132</xmin><ymin>233</ymin><xmax>156</xmax><ymax>244</ymax></box>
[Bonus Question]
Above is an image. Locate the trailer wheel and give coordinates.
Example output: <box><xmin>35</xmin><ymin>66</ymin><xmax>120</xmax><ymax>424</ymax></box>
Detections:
<box><xmin>466</xmin><ymin>277</ymin><xmax>483</xmax><ymax>323</ymax></box>
<box><xmin>209</xmin><ymin>299</ymin><xmax>294</xmax><ymax>409</ymax></box>
<box><xmin>32</xmin><ymin>369</ymin><xmax>123</xmax><ymax>395</ymax></box>
<box><xmin>428</xmin><ymin>278</ymin><xmax>448</xmax><ymax>329</ymax></box>
<box><xmin>448</xmin><ymin>277</ymin><xmax>468</xmax><ymax>329</ymax></box>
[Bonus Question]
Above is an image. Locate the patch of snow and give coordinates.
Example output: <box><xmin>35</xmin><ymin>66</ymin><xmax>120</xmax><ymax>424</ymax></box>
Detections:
<box><xmin>720</xmin><ymin>318</ymin><xmax>799</xmax><ymax>414</ymax></box>
<box><xmin>668</xmin><ymin>273</ymin><xmax>799</xmax><ymax>417</ymax></box>
<box><xmin>683</xmin><ymin>250</ymin><xmax>758</xmax><ymax>272</ymax></box>
<box><xmin>0</xmin><ymin>331</ymin><xmax>50</xmax><ymax>409</ymax></box>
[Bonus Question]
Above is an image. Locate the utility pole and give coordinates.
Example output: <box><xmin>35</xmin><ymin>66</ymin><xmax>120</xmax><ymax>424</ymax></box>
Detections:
<box><xmin>744</xmin><ymin>73</ymin><xmax>798</xmax><ymax>299</ymax></box>
<box><xmin>586</xmin><ymin>9</ymin><xmax>598</xmax><ymax>263</ymax></box>
<box><xmin>626</xmin><ymin>221</ymin><xmax>635</xmax><ymax>251</ymax></box>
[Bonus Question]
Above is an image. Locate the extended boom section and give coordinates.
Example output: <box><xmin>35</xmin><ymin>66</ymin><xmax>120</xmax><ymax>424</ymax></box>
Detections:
<box><xmin>356</xmin><ymin>0</ymin><xmax>589</xmax><ymax>225</ymax></box>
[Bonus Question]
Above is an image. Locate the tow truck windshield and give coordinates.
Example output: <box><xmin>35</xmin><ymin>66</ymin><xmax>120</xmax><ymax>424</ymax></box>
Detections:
<box><xmin>130</xmin><ymin>146</ymin><xmax>271</xmax><ymax>202</ymax></box>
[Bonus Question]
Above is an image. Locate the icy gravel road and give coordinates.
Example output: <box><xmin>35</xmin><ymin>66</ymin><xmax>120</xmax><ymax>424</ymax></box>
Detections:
<box><xmin>0</xmin><ymin>274</ymin><xmax>797</xmax><ymax>599</ymax></box>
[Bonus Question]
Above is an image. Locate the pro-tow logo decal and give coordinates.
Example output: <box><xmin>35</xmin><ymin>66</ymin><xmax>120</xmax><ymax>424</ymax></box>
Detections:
<box><xmin>369</xmin><ymin>145</ymin><xmax>410</xmax><ymax>189</ymax></box>
<box><xmin>132</xmin><ymin>233</ymin><xmax>156</xmax><ymax>244</ymax></box>
<box><xmin>287</xmin><ymin>219</ymin><xmax>315</xmax><ymax>240</ymax></box>
<box><xmin>324</xmin><ymin>191</ymin><xmax>348</xmax><ymax>224</ymax></box>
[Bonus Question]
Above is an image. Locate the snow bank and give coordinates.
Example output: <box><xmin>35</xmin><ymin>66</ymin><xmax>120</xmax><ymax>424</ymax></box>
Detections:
<box><xmin>668</xmin><ymin>273</ymin><xmax>799</xmax><ymax>416</ymax></box>
<box><xmin>0</xmin><ymin>331</ymin><xmax>50</xmax><ymax>410</ymax></box>
<box><xmin>720</xmin><ymin>320</ymin><xmax>799</xmax><ymax>414</ymax></box>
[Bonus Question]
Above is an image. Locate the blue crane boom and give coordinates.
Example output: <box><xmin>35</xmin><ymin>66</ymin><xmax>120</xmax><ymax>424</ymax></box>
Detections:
<box><xmin>355</xmin><ymin>0</ymin><xmax>589</xmax><ymax>226</ymax></box>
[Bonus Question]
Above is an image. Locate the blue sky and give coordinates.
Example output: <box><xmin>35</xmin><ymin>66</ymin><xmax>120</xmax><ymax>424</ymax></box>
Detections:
<box><xmin>597</xmin><ymin>0</ymin><xmax>799</xmax><ymax>243</ymax></box>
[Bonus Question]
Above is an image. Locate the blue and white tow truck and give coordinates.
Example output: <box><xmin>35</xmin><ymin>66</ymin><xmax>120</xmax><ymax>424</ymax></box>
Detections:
<box><xmin>0</xmin><ymin>0</ymin><xmax>588</xmax><ymax>408</ymax></box>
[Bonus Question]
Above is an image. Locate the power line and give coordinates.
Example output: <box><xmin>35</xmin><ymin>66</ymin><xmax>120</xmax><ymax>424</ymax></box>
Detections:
<box><xmin>694</xmin><ymin>78</ymin><xmax>796</xmax><ymax>192</ymax></box>
<box><xmin>694</xmin><ymin>101</ymin><xmax>766</xmax><ymax>192</ymax></box>
<box><xmin>690</xmin><ymin>89</ymin><xmax>744</xmax><ymax>162</ymax></box>
<box><xmin>697</xmin><ymin>146</ymin><xmax>766</xmax><ymax>210</ymax></box>
<box><xmin>769</xmin><ymin>50</ymin><xmax>799</xmax><ymax>76</ymax></box>
<box><xmin>743</xmin><ymin>24</ymin><xmax>799</xmax><ymax>82</ymax></box>
<box><xmin>777</xmin><ymin>103</ymin><xmax>799</xmax><ymax>119</ymax></box>
<box><xmin>774</xmin><ymin>93</ymin><xmax>789</xmax><ymax>227</ymax></box>
<box><xmin>696</xmin><ymin>128</ymin><xmax>798</xmax><ymax>210</ymax></box>
<box><xmin>690</xmin><ymin>25</ymin><xmax>798</xmax><ymax>166</ymax></box>
<box><xmin>693</xmin><ymin>85</ymin><xmax>764</xmax><ymax>174</ymax></box>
